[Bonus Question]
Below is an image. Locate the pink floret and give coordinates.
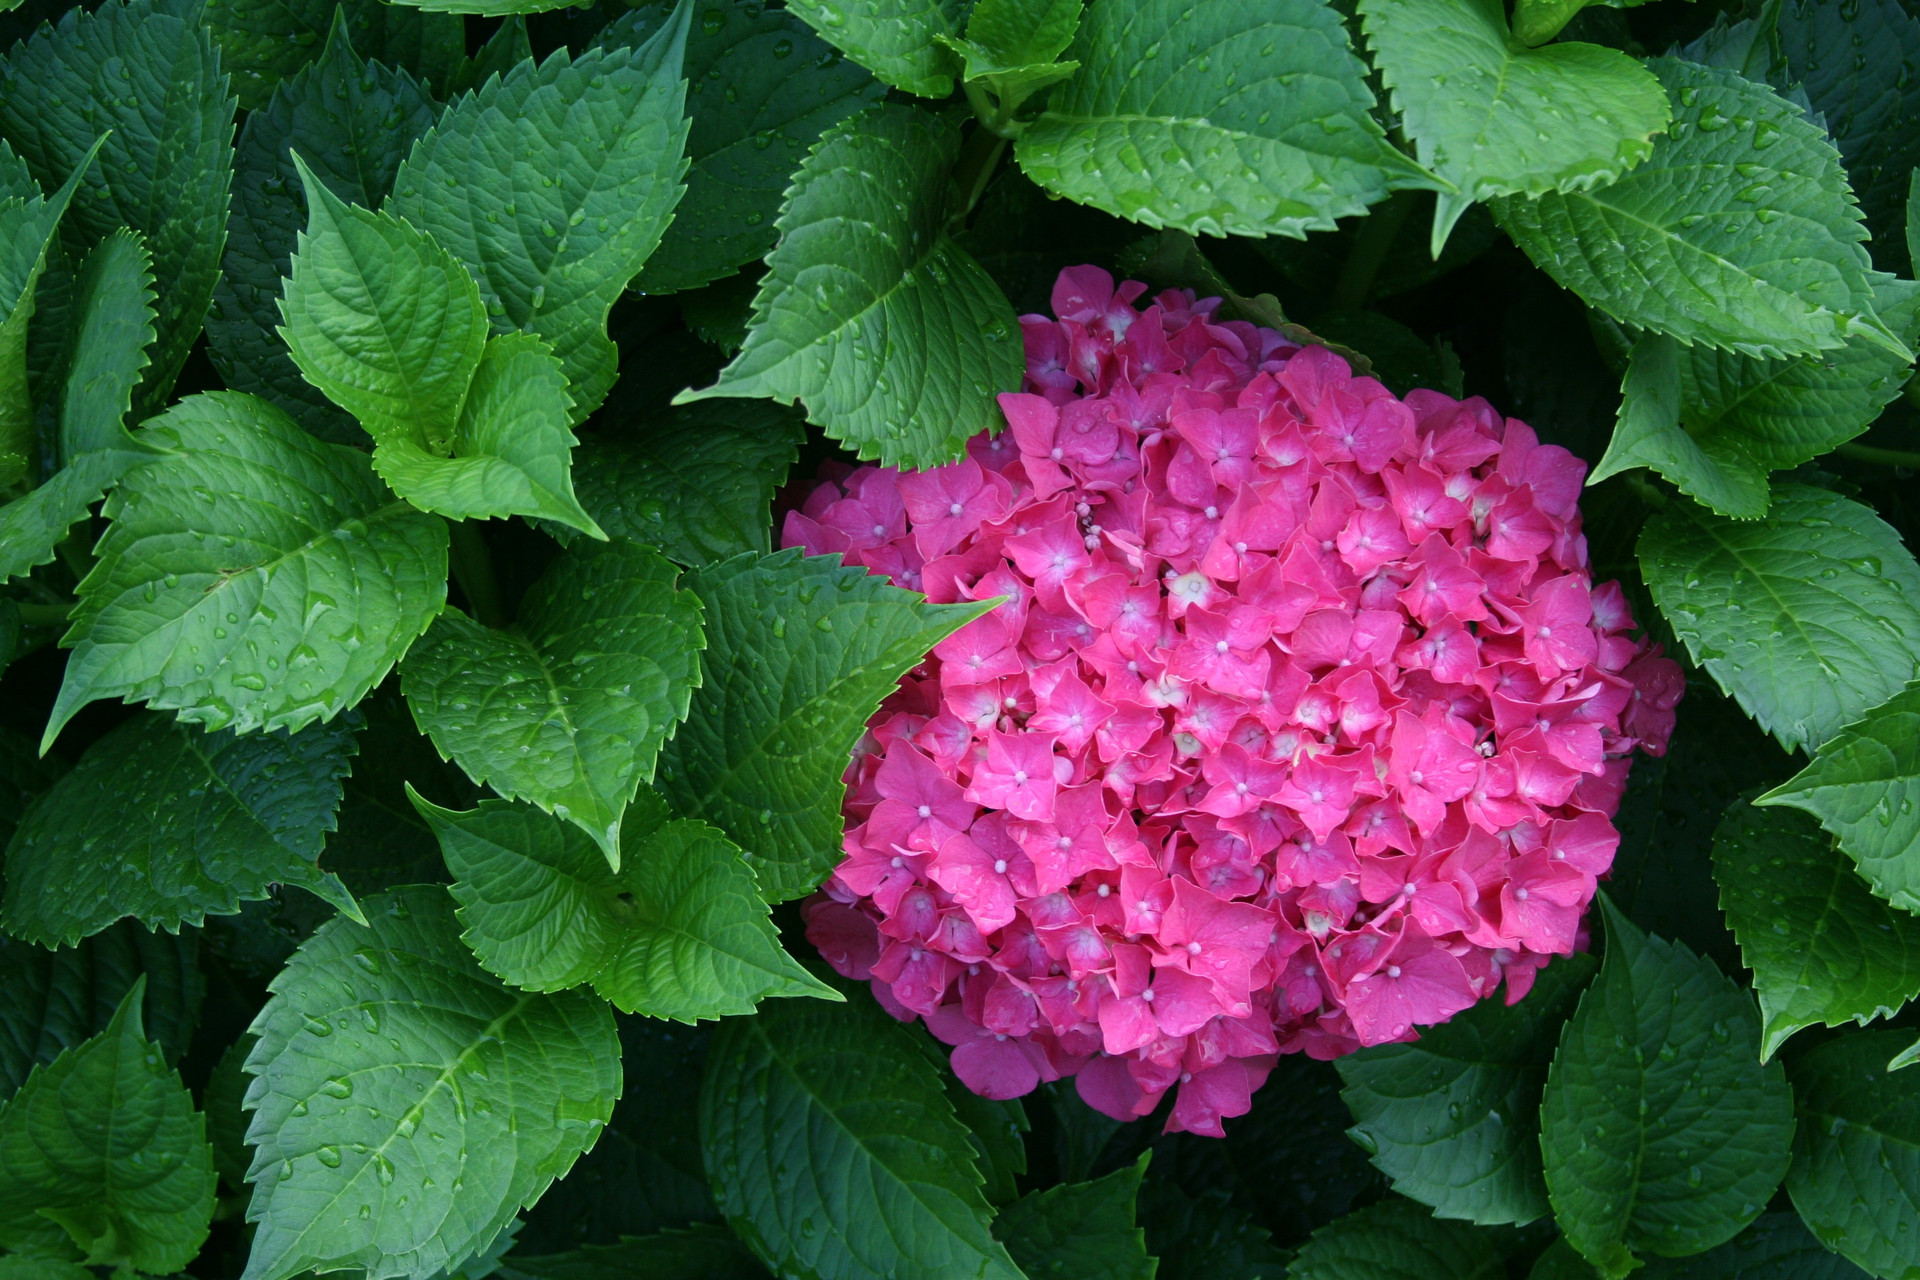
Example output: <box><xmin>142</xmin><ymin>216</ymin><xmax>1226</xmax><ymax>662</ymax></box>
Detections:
<box><xmin>790</xmin><ymin>267</ymin><xmax>1681</xmax><ymax>1137</ymax></box>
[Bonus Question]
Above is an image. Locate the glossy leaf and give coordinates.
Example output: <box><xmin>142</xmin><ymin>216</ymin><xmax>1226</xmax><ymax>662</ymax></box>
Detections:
<box><xmin>780</xmin><ymin>0</ymin><xmax>965</xmax><ymax>97</ymax></box>
<box><xmin>1593</xmin><ymin>331</ymin><xmax>1771</xmax><ymax>520</ymax></box>
<box><xmin>656</xmin><ymin>548</ymin><xmax>989</xmax><ymax>901</ymax></box>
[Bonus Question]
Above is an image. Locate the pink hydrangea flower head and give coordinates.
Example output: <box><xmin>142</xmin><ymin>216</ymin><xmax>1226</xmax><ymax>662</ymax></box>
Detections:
<box><xmin>791</xmin><ymin>267</ymin><xmax>1681</xmax><ymax>1136</ymax></box>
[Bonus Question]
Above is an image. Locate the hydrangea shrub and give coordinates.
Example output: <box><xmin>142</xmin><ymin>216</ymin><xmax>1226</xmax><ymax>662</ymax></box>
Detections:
<box><xmin>0</xmin><ymin>0</ymin><xmax>1917</xmax><ymax>1278</ymax></box>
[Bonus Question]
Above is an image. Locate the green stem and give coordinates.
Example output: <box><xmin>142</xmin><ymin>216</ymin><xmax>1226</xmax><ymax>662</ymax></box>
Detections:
<box><xmin>951</xmin><ymin>122</ymin><xmax>1010</xmax><ymax>228</ymax></box>
<box><xmin>447</xmin><ymin>520</ymin><xmax>508</xmax><ymax>629</ymax></box>
<box><xmin>1837</xmin><ymin>440</ymin><xmax>1920</xmax><ymax>469</ymax></box>
<box><xmin>13</xmin><ymin>601</ymin><xmax>70</xmax><ymax>628</ymax></box>
<box><xmin>1327</xmin><ymin>192</ymin><xmax>1414</xmax><ymax>317</ymax></box>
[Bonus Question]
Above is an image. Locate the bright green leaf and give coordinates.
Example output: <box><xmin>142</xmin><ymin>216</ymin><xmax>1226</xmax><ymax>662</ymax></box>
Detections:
<box><xmin>2</xmin><ymin>711</ymin><xmax>362</xmax><ymax>947</ymax></box>
<box><xmin>567</xmin><ymin>400</ymin><xmax>804</xmax><ymax>567</ymax></box>
<box><xmin>678</xmin><ymin>104</ymin><xmax>1022</xmax><ymax>469</ymax></box>
<box><xmin>780</xmin><ymin>0</ymin><xmax>964</xmax><ymax>97</ymax></box>
<box><xmin>206</xmin><ymin>12</ymin><xmax>440</xmax><ymax>444</ymax></box>
<box><xmin>1638</xmin><ymin>483</ymin><xmax>1920</xmax><ymax>753</ymax></box>
<box><xmin>1591</xmin><ymin>332</ymin><xmax>1772</xmax><ymax>519</ymax></box>
<box><xmin>241</xmin><ymin>885</ymin><xmax>620</xmax><ymax>1280</ymax></box>
<box><xmin>499</xmin><ymin>1225</ymin><xmax>768</xmax><ymax>1280</ymax></box>
<box><xmin>1016</xmin><ymin>0</ymin><xmax>1434</xmax><ymax>240</ymax></box>
<box><xmin>657</xmin><ymin>548</ymin><xmax>989</xmax><ymax>901</ymax></box>
<box><xmin>0</xmin><ymin>0</ymin><xmax>235</xmax><ymax>413</ymax></box>
<box><xmin>419</xmin><ymin>789</ymin><xmax>836</xmax><ymax>1019</ymax></box>
<box><xmin>401</xmin><ymin>539</ymin><xmax>703</xmax><ymax>860</ymax></box>
<box><xmin>600</xmin><ymin>1</ymin><xmax>887</xmax><ymax>294</ymax></box>
<box><xmin>205</xmin><ymin>0</ymin><xmax>461</xmax><ymax>110</ymax></box>
<box><xmin>1786</xmin><ymin>1030</ymin><xmax>1920</xmax><ymax>1279</ymax></box>
<box><xmin>1287</xmin><ymin>1197</ymin><xmax>1506</xmax><ymax>1280</ymax></box>
<box><xmin>0</xmin><ymin>978</ymin><xmax>216</xmax><ymax>1272</ymax></box>
<box><xmin>937</xmin><ymin>0</ymin><xmax>1081</xmax><ymax>112</ymax></box>
<box><xmin>0</xmin><ymin>920</ymin><xmax>204</xmax><ymax>1100</ymax></box>
<box><xmin>1540</xmin><ymin>899</ymin><xmax>1795</xmax><ymax>1278</ymax></box>
<box><xmin>45</xmin><ymin>391</ymin><xmax>449</xmax><ymax>747</ymax></box>
<box><xmin>0</xmin><ymin>224</ymin><xmax>159</xmax><ymax>583</ymax></box>
<box><xmin>1759</xmin><ymin>681</ymin><xmax>1920</xmax><ymax>913</ymax></box>
<box><xmin>1496</xmin><ymin>59</ymin><xmax>1900</xmax><ymax>361</ymax></box>
<box><xmin>1359</xmin><ymin>0</ymin><xmax>1670</xmax><ymax>256</ymax></box>
<box><xmin>699</xmin><ymin>990</ymin><xmax>1024</xmax><ymax>1280</ymax></box>
<box><xmin>995</xmin><ymin>1153</ymin><xmax>1156</xmax><ymax>1280</ymax></box>
<box><xmin>1335</xmin><ymin>952</ymin><xmax>1598</xmax><ymax>1226</ymax></box>
<box><xmin>1712</xmin><ymin>798</ymin><xmax>1920</xmax><ymax>1060</ymax></box>
<box><xmin>387</xmin><ymin>19</ymin><xmax>692</xmax><ymax>422</ymax></box>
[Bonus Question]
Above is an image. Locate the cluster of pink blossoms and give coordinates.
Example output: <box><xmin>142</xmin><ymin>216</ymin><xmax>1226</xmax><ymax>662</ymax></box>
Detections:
<box><xmin>789</xmin><ymin>268</ymin><xmax>1683</xmax><ymax>1137</ymax></box>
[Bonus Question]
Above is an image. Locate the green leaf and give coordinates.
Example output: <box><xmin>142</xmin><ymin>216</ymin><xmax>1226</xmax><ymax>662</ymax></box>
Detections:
<box><xmin>1777</xmin><ymin>0</ymin><xmax>1920</xmax><ymax>275</ymax></box>
<box><xmin>598</xmin><ymin>1</ymin><xmax>886</xmax><ymax>295</ymax></box>
<box><xmin>418</xmin><ymin>790</ymin><xmax>836</xmax><ymax>1018</ymax></box>
<box><xmin>0</xmin><ymin>978</ymin><xmax>217</xmax><ymax>1272</ymax></box>
<box><xmin>780</xmin><ymin>0</ymin><xmax>964</xmax><ymax>97</ymax></box>
<box><xmin>1015</xmin><ymin>0</ymin><xmax>1434</xmax><ymax>240</ymax></box>
<box><xmin>995</xmin><ymin>1153</ymin><xmax>1156</xmax><ymax>1280</ymax></box>
<box><xmin>937</xmin><ymin>0</ymin><xmax>1082</xmax><ymax>111</ymax></box>
<box><xmin>1287</xmin><ymin>1197</ymin><xmax>1506</xmax><ymax>1280</ymax></box>
<box><xmin>0</xmin><ymin>920</ymin><xmax>204</xmax><ymax>1099</ymax></box>
<box><xmin>1786</xmin><ymin>1029</ymin><xmax>1920</xmax><ymax>1279</ymax></box>
<box><xmin>206</xmin><ymin>12</ymin><xmax>440</xmax><ymax>444</ymax></box>
<box><xmin>401</xmin><ymin>539</ymin><xmax>703</xmax><ymax>859</ymax></box>
<box><xmin>1540</xmin><ymin>899</ymin><xmax>1795</xmax><ymax>1278</ymax></box>
<box><xmin>1909</xmin><ymin>169</ymin><xmax>1920</xmax><ymax>274</ymax></box>
<box><xmin>1495</xmin><ymin>58</ymin><xmax>1900</xmax><ymax>361</ymax></box>
<box><xmin>944</xmin><ymin>1084</ymin><xmax>1027</xmax><ymax>1207</ymax></box>
<box><xmin>657</xmin><ymin>548</ymin><xmax>988</xmax><ymax>901</ymax></box>
<box><xmin>0</xmin><ymin>0</ymin><xmax>235</xmax><ymax>413</ymax></box>
<box><xmin>1759</xmin><ymin>681</ymin><xmax>1920</xmax><ymax>913</ymax></box>
<box><xmin>1591</xmin><ymin>332</ymin><xmax>1772</xmax><ymax>519</ymax></box>
<box><xmin>677</xmin><ymin>104</ymin><xmax>1021</xmax><ymax>469</ymax></box>
<box><xmin>384</xmin><ymin>0</ymin><xmax>595</xmax><ymax>16</ymax></box>
<box><xmin>205</xmin><ymin>1034</ymin><xmax>254</xmax><ymax>1194</ymax></box>
<box><xmin>241</xmin><ymin>885</ymin><xmax>621</xmax><ymax>1280</ymax></box>
<box><xmin>1335</xmin><ymin>952</ymin><xmax>1598</xmax><ymax>1227</ymax></box>
<box><xmin>500</xmin><ymin>1225</ymin><xmax>768</xmax><ymax>1280</ymax></box>
<box><xmin>205</xmin><ymin>0</ymin><xmax>462</xmax><ymax>109</ymax></box>
<box><xmin>567</xmin><ymin>401</ymin><xmax>804</xmax><ymax>567</ymax></box>
<box><xmin>0</xmin><ymin>223</ymin><xmax>159</xmax><ymax>583</ymax></box>
<box><xmin>1359</xmin><ymin>0</ymin><xmax>1670</xmax><ymax>256</ymax></box>
<box><xmin>2</xmin><ymin>710</ymin><xmax>362</xmax><ymax>946</ymax></box>
<box><xmin>699</xmin><ymin>990</ymin><xmax>1024</xmax><ymax>1280</ymax></box>
<box><xmin>450</xmin><ymin>14</ymin><xmax>531</xmax><ymax>97</ymax></box>
<box><xmin>1134</xmin><ymin>1179</ymin><xmax>1290</xmax><ymax>1280</ymax></box>
<box><xmin>44</xmin><ymin>391</ymin><xmax>449</xmax><ymax>747</ymax></box>
<box><xmin>388</xmin><ymin>21</ymin><xmax>692</xmax><ymax>421</ymax></box>
<box><xmin>1639</xmin><ymin>1210</ymin><xmax>1876</xmax><ymax>1279</ymax></box>
<box><xmin>1637</xmin><ymin>483</ymin><xmax>1920</xmax><ymax>753</ymax></box>
<box><xmin>1713</xmin><ymin>798</ymin><xmax>1920</xmax><ymax>1062</ymax></box>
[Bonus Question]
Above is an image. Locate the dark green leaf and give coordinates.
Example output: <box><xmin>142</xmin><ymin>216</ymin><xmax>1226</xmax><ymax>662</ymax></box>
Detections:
<box><xmin>679</xmin><ymin>103</ymin><xmax>1021</xmax><ymax>469</ymax></box>
<box><xmin>1759</xmin><ymin>681</ymin><xmax>1920</xmax><ymax>913</ymax></box>
<box><xmin>0</xmin><ymin>978</ymin><xmax>217</xmax><ymax>1271</ymax></box>
<box><xmin>205</xmin><ymin>0</ymin><xmax>462</xmax><ymax>109</ymax></box>
<box><xmin>1638</xmin><ymin>483</ymin><xmax>1920</xmax><ymax>753</ymax></box>
<box><xmin>944</xmin><ymin>1084</ymin><xmax>1028</xmax><ymax>1207</ymax></box>
<box><xmin>780</xmin><ymin>0</ymin><xmax>964</xmax><ymax>97</ymax></box>
<box><xmin>568</xmin><ymin>401</ymin><xmax>803</xmax><ymax>567</ymax></box>
<box><xmin>1714</xmin><ymin>798</ymin><xmax>1920</xmax><ymax>1058</ymax></box>
<box><xmin>995</xmin><ymin>1153</ymin><xmax>1156</xmax><ymax>1280</ymax></box>
<box><xmin>1640</xmin><ymin>1210</ymin><xmax>1873</xmax><ymax>1278</ymax></box>
<box><xmin>600</xmin><ymin>0</ymin><xmax>886</xmax><ymax>294</ymax></box>
<box><xmin>388</xmin><ymin>19</ymin><xmax>692</xmax><ymax>422</ymax></box>
<box><xmin>656</xmin><ymin>548</ymin><xmax>987</xmax><ymax>901</ymax></box>
<box><xmin>0</xmin><ymin>0</ymin><xmax>235</xmax><ymax>413</ymax></box>
<box><xmin>241</xmin><ymin>885</ymin><xmax>621</xmax><ymax>1280</ymax></box>
<box><xmin>2</xmin><ymin>710</ymin><xmax>361</xmax><ymax>946</ymax></box>
<box><xmin>698</xmin><ymin>991</ymin><xmax>1023</xmax><ymax>1280</ymax></box>
<box><xmin>451</xmin><ymin>14</ymin><xmax>531</xmax><ymax>96</ymax></box>
<box><xmin>1016</xmin><ymin>0</ymin><xmax>1432</xmax><ymax>239</ymax></box>
<box><xmin>1135</xmin><ymin>1179</ymin><xmax>1290</xmax><ymax>1280</ymax></box>
<box><xmin>1287</xmin><ymin>1197</ymin><xmax>1506</xmax><ymax>1280</ymax></box>
<box><xmin>205</xmin><ymin>13</ymin><xmax>440</xmax><ymax>444</ymax></box>
<box><xmin>1336</xmin><ymin>952</ymin><xmax>1598</xmax><ymax>1226</ymax></box>
<box><xmin>500</xmin><ymin>1225</ymin><xmax>768</xmax><ymax>1280</ymax></box>
<box><xmin>421</xmin><ymin>789</ymin><xmax>836</xmax><ymax>1018</ymax></box>
<box><xmin>205</xmin><ymin>1033</ymin><xmax>253</xmax><ymax>1194</ymax></box>
<box><xmin>0</xmin><ymin>143</ymin><xmax>87</xmax><ymax>493</ymax></box>
<box><xmin>1540</xmin><ymin>900</ymin><xmax>1795</xmax><ymax>1277</ymax></box>
<box><xmin>1495</xmin><ymin>59</ymin><xmax>1901</xmax><ymax>361</ymax></box>
<box><xmin>1786</xmin><ymin>1029</ymin><xmax>1920</xmax><ymax>1279</ymax></box>
<box><xmin>44</xmin><ymin>392</ymin><xmax>449</xmax><ymax>746</ymax></box>
<box><xmin>1359</xmin><ymin>0</ymin><xmax>1669</xmax><ymax>254</ymax></box>
<box><xmin>401</xmin><ymin>540</ymin><xmax>703</xmax><ymax>859</ymax></box>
